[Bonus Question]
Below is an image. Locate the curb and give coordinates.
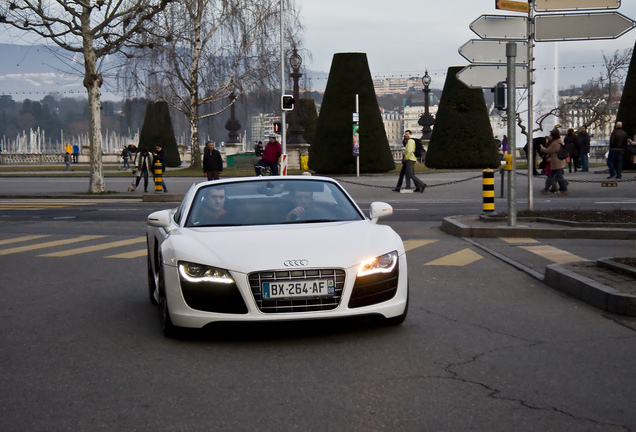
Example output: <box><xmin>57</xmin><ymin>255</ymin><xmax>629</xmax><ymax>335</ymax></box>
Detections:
<box><xmin>544</xmin><ymin>262</ymin><xmax>636</xmax><ymax>316</ymax></box>
<box><xmin>442</xmin><ymin>215</ymin><xmax>636</xmax><ymax>239</ymax></box>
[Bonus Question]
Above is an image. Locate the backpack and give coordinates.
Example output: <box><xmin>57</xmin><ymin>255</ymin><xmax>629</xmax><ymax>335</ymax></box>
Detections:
<box><xmin>557</xmin><ymin>142</ymin><xmax>569</xmax><ymax>160</ymax></box>
<box><xmin>413</xmin><ymin>138</ymin><xmax>424</xmax><ymax>158</ymax></box>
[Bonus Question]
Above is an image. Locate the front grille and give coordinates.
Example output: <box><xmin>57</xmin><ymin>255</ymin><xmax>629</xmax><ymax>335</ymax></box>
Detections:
<box><xmin>248</xmin><ymin>269</ymin><xmax>346</xmax><ymax>313</ymax></box>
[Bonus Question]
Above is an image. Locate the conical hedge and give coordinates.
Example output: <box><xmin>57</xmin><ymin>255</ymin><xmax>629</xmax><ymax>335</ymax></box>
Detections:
<box><xmin>139</xmin><ymin>100</ymin><xmax>181</xmax><ymax>168</ymax></box>
<box><xmin>309</xmin><ymin>53</ymin><xmax>395</xmax><ymax>174</ymax></box>
<box><xmin>425</xmin><ymin>66</ymin><xmax>500</xmax><ymax>169</ymax></box>
<box><xmin>616</xmin><ymin>41</ymin><xmax>636</xmax><ymax>169</ymax></box>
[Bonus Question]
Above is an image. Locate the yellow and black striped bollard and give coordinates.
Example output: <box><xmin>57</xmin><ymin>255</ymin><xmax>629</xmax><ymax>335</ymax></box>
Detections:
<box><xmin>154</xmin><ymin>159</ymin><xmax>163</xmax><ymax>193</ymax></box>
<box><xmin>482</xmin><ymin>169</ymin><xmax>495</xmax><ymax>213</ymax></box>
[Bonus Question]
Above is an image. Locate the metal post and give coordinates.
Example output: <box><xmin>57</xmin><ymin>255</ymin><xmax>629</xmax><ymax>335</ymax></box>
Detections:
<box><xmin>355</xmin><ymin>94</ymin><xmax>360</xmax><ymax>177</ymax></box>
<box><xmin>280</xmin><ymin>0</ymin><xmax>287</xmax><ymax>174</ymax></box>
<box><xmin>482</xmin><ymin>169</ymin><xmax>495</xmax><ymax>213</ymax></box>
<box><xmin>507</xmin><ymin>42</ymin><xmax>517</xmax><ymax>227</ymax></box>
<box><xmin>527</xmin><ymin>0</ymin><xmax>535</xmax><ymax>211</ymax></box>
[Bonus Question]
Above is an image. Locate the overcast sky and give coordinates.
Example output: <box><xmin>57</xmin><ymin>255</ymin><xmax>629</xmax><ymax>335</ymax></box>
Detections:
<box><xmin>302</xmin><ymin>0</ymin><xmax>636</xmax><ymax>94</ymax></box>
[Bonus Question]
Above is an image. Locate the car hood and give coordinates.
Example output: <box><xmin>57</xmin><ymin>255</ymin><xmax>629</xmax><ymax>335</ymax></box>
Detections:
<box><xmin>165</xmin><ymin>221</ymin><xmax>403</xmax><ymax>273</ymax></box>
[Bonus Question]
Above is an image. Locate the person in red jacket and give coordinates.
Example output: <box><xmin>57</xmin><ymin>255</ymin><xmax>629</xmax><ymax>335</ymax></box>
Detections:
<box><xmin>254</xmin><ymin>133</ymin><xmax>282</xmax><ymax>176</ymax></box>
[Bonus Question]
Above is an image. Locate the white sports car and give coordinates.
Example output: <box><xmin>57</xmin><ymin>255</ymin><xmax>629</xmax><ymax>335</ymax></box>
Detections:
<box><xmin>146</xmin><ymin>176</ymin><xmax>408</xmax><ymax>336</ymax></box>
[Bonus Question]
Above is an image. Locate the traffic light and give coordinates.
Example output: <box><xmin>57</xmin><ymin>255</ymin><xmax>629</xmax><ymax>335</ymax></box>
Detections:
<box><xmin>273</xmin><ymin>122</ymin><xmax>282</xmax><ymax>133</ymax></box>
<box><xmin>493</xmin><ymin>81</ymin><xmax>506</xmax><ymax>110</ymax></box>
<box><xmin>281</xmin><ymin>95</ymin><xmax>295</xmax><ymax>111</ymax></box>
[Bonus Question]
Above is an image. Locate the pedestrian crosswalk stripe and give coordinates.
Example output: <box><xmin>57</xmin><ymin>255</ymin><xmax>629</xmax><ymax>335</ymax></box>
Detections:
<box><xmin>403</xmin><ymin>239</ymin><xmax>438</xmax><ymax>252</ymax></box>
<box><xmin>0</xmin><ymin>235</ymin><xmax>50</xmax><ymax>245</ymax></box>
<box><xmin>501</xmin><ymin>238</ymin><xmax>540</xmax><ymax>244</ymax></box>
<box><xmin>425</xmin><ymin>248</ymin><xmax>483</xmax><ymax>266</ymax></box>
<box><xmin>39</xmin><ymin>237</ymin><xmax>146</xmax><ymax>257</ymax></box>
<box><xmin>520</xmin><ymin>245</ymin><xmax>584</xmax><ymax>263</ymax></box>
<box><xmin>106</xmin><ymin>249</ymin><xmax>147</xmax><ymax>259</ymax></box>
<box><xmin>0</xmin><ymin>235</ymin><xmax>105</xmax><ymax>256</ymax></box>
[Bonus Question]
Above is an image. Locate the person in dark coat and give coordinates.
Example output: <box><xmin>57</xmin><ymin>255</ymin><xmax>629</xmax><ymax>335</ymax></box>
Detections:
<box><xmin>608</xmin><ymin>121</ymin><xmax>628</xmax><ymax>179</ymax></box>
<box><xmin>203</xmin><ymin>140</ymin><xmax>223</xmax><ymax>181</ymax></box>
<box><xmin>576</xmin><ymin>126</ymin><xmax>591</xmax><ymax>172</ymax></box>
<box><xmin>564</xmin><ymin>128</ymin><xmax>579</xmax><ymax>173</ymax></box>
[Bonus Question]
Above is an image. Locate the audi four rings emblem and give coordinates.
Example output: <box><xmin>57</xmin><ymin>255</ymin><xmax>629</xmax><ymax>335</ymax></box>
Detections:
<box><xmin>284</xmin><ymin>259</ymin><xmax>308</xmax><ymax>267</ymax></box>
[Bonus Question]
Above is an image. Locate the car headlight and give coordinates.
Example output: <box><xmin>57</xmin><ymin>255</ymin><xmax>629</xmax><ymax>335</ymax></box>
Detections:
<box><xmin>178</xmin><ymin>262</ymin><xmax>234</xmax><ymax>284</ymax></box>
<box><xmin>357</xmin><ymin>251</ymin><xmax>398</xmax><ymax>277</ymax></box>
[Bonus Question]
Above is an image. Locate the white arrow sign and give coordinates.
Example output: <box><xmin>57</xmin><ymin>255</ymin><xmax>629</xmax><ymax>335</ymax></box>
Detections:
<box><xmin>535</xmin><ymin>0</ymin><xmax>620</xmax><ymax>12</ymax></box>
<box><xmin>470</xmin><ymin>15</ymin><xmax>528</xmax><ymax>40</ymax></box>
<box><xmin>459</xmin><ymin>40</ymin><xmax>528</xmax><ymax>65</ymax></box>
<box><xmin>457</xmin><ymin>65</ymin><xmax>528</xmax><ymax>89</ymax></box>
<box><xmin>534</xmin><ymin>12</ymin><xmax>636</xmax><ymax>41</ymax></box>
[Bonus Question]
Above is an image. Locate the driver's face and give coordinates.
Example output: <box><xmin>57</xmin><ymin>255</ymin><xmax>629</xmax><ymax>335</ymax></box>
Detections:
<box><xmin>207</xmin><ymin>189</ymin><xmax>225</xmax><ymax>213</ymax></box>
<box><xmin>293</xmin><ymin>191</ymin><xmax>313</xmax><ymax>207</ymax></box>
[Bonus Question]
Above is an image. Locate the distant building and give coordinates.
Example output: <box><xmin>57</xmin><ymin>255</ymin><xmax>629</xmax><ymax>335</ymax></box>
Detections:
<box><xmin>250</xmin><ymin>113</ymin><xmax>280</xmax><ymax>144</ymax></box>
<box><xmin>381</xmin><ymin>109</ymin><xmax>403</xmax><ymax>148</ymax></box>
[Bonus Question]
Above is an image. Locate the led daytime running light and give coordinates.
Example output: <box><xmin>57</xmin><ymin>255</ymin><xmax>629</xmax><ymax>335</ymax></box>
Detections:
<box><xmin>357</xmin><ymin>251</ymin><xmax>398</xmax><ymax>277</ymax></box>
<box><xmin>178</xmin><ymin>263</ymin><xmax>234</xmax><ymax>284</ymax></box>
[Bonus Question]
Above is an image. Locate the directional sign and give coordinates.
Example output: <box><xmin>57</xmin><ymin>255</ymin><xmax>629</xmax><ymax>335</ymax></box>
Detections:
<box><xmin>496</xmin><ymin>0</ymin><xmax>530</xmax><ymax>13</ymax></box>
<box><xmin>535</xmin><ymin>0</ymin><xmax>620</xmax><ymax>12</ymax></box>
<box><xmin>459</xmin><ymin>40</ymin><xmax>528</xmax><ymax>65</ymax></box>
<box><xmin>470</xmin><ymin>15</ymin><xmax>528</xmax><ymax>40</ymax></box>
<box><xmin>534</xmin><ymin>12</ymin><xmax>636</xmax><ymax>41</ymax></box>
<box><xmin>457</xmin><ymin>65</ymin><xmax>528</xmax><ymax>89</ymax></box>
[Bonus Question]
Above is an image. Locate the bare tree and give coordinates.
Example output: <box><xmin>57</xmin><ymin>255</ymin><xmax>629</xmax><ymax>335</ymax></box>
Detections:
<box><xmin>0</xmin><ymin>0</ymin><xmax>170</xmax><ymax>193</ymax></box>
<box><xmin>120</xmin><ymin>0</ymin><xmax>303</xmax><ymax>168</ymax></box>
<box><xmin>499</xmin><ymin>48</ymin><xmax>632</xmax><ymax>139</ymax></box>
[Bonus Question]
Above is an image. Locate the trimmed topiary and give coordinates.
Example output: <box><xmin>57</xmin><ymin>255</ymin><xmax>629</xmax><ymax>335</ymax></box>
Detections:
<box><xmin>310</xmin><ymin>53</ymin><xmax>395</xmax><ymax>174</ymax></box>
<box><xmin>616</xmin><ymin>41</ymin><xmax>636</xmax><ymax>170</ymax></box>
<box><xmin>425</xmin><ymin>66</ymin><xmax>500</xmax><ymax>169</ymax></box>
<box><xmin>139</xmin><ymin>100</ymin><xmax>181</xmax><ymax>168</ymax></box>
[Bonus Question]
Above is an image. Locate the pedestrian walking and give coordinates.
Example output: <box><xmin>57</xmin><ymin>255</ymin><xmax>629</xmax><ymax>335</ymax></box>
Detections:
<box><xmin>121</xmin><ymin>146</ymin><xmax>131</xmax><ymax>170</ymax></box>
<box><xmin>402</xmin><ymin>130</ymin><xmax>426</xmax><ymax>193</ymax></box>
<box><xmin>134</xmin><ymin>148</ymin><xmax>153</xmax><ymax>193</ymax></box>
<box><xmin>64</xmin><ymin>151</ymin><xmax>71</xmax><ymax>171</ymax></box>
<box><xmin>564</xmin><ymin>128</ymin><xmax>579</xmax><ymax>173</ymax></box>
<box><xmin>392</xmin><ymin>138</ymin><xmax>407</xmax><ymax>192</ymax></box>
<box><xmin>203</xmin><ymin>140</ymin><xmax>223</xmax><ymax>181</ymax></box>
<box><xmin>540</xmin><ymin>129</ymin><xmax>568</xmax><ymax>196</ymax></box>
<box><xmin>608</xmin><ymin>121</ymin><xmax>628</xmax><ymax>179</ymax></box>
<box><xmin>577</xmin><ymin>126</ymin><xmax>590</xmax><ymax>172</ymax></box>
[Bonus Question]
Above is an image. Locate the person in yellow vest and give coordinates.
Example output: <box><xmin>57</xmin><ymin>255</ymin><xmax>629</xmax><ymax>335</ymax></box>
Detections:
<box><xmin>64</xmin><ymin>142</ymin><xmax>72</xmax><ymax>155</ymax></box>
<box><xmin>403</xmin><ymin>130</ymin><xmax>427</xmax><ymax>193</ymax></box>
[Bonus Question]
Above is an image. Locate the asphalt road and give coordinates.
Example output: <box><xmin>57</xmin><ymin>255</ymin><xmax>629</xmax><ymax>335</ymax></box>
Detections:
<box><xmin>1</xmin><ymin>173</ymin><xmax>636</xmax><ymax>431</ymax></box>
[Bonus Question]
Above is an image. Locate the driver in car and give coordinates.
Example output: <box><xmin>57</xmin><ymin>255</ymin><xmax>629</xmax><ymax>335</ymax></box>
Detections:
<box><xmin>191</xmin><ymin>187</ymin><xmax>229</xmax><ymax>225</ymax></box>
<box><xmin>286</xmin><ymin>189</ymin><xmax>330</xmax><ymax>222</ymax></box>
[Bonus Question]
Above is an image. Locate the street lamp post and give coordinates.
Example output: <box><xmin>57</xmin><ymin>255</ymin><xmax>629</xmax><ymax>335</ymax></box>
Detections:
<box><xmin>225</xmin><ymin>80</ymin><xmax>241</xmax><ymax>144</ymax></box>
<box><xmin>418</xmin><ymin>70</ymin><xmax>435</xmax><ymax>141</ymax></box>
<box><xmin>287</xmin><ymin>49</ymin><xmax>306</xmax><ymax>144</ymax></box>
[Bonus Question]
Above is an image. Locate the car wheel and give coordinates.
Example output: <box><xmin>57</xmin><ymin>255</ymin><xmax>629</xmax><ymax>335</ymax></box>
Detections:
<box><xmin>158</xmin><ymin>263</ymin><xmax>179</xmax><ymax>338</ymax></box>
<box><xmin>147</xmin><ymin>245</ymin><xmax>158</xmax><ymax>305</ymax></box>
<box><xmin>385</xmin><ymin>285</ymin><xmax>409</xmax><ymax>326</ymax></box>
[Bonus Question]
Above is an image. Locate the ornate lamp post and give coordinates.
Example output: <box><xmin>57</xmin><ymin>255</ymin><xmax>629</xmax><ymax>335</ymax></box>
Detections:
<box><xmin>418</xmin><ymin>70</ymin><xmax>435</xmax><ymax>141</ymax></box>
<box><xmin>287</xmin><ymin>48</ymin><xmax>306</xmax><ymax>144</ymax></box>
<box><xmin>225</xmin><ymin>79</ymin><xmax>241</xmax><ymax>144</ymax></box>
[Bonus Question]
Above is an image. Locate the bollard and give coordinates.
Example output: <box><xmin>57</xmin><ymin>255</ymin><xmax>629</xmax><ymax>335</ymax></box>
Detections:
<box><xmin>154</xmin><ymin>159</ymin><xmax>163</xmax><ymax>193</ymax></box>
<box><xmin>482</xmin><ymin>169</ymin><xmax>495</xmax><ymax>213</ymax></box>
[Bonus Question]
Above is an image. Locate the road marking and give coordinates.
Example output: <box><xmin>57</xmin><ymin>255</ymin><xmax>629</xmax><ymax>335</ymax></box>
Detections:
<box><xmin>501</xmin><ymin>238</ymin><xmax>540</xmax><ymax>244</ymax></box>
<box><xmin>39</xmin><ymin>237</ymin><xmax>146</xmax><ymax>257</ymax></box>
<box><xmin>0</xmin><ymin>235</ymin><xmax>104</xmax><ymax>256</ymax></box>
<box><xmin>0</xmin><ymin>235</ymin><xmax>50</xmax><ymax>245</ymax></box>
<box><xmin>403</xmin><ymin>239</ymin><xmax>438</xmax><ymax>252</ymax></box>
<box><xmin>106</xmin><ymin>249</ymin><xmax>147</xmax><ymax>259</ymax></box>
<box><xmin>520</xmin><ymin>245</ymin><xmax>584</xmax><ymax>263</ymax></box>
<box><xmin>425</xmin><ymin>248</ymin><xmax>483</xmax><ymax>266</ymax></box>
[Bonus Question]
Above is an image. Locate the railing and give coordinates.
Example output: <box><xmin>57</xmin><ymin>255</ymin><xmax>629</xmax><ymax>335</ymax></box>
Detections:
<box><xmin>0</xmin><ymin>153</ymin><xmax>66</xmax><ymax>164</ymax></box>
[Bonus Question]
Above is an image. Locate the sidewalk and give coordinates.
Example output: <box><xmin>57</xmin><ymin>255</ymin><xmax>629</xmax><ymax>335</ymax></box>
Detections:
<box><xmin>442</xmin><ymin>214</ymin><xmax>636</xmax><ymax>317</ymax></box>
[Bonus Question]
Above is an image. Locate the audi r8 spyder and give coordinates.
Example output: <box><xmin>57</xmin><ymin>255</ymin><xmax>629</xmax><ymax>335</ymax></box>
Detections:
<box><xmin>146</xmin><ymin>176</ymin><xmax>408</xmax><ymax>336</ymax></box>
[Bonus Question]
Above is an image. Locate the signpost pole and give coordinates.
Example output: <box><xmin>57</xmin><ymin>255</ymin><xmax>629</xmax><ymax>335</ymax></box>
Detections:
<box><xmin>354</xmin><ymin>94</ymin><xmax>360</xmax><ymax>178</ymax></box>
<box><xmin>527</xmin><ymin>0</ymin><xmax>534</xmax><ymax>211</ymax></box>
<box><xmin>507</xmin><ymin>42</ymin><xmax>517</xmax><ymax>227</ymax></box>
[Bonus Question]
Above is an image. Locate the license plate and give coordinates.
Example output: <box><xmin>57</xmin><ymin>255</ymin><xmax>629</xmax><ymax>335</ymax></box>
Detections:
<box><xmin>262</xmin><ymin>279</ymin><xmax>335</xmax><ymax>300</ymax></box>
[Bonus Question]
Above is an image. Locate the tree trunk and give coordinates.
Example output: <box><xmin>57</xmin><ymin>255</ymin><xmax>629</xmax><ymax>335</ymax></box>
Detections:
<box><xmin>188</xmin><ymin>13</ymin><xmax>203</xmax><ymax>170</ymax></box>
<box><xmin>82</xmin><ymin>10</ymin><xmax>105</xmax><ymax>193</ymax></box>
<box><xmin>190</xmin><ymin>111</ymin><xmax>201</xmax><ymax>169</ymax></box>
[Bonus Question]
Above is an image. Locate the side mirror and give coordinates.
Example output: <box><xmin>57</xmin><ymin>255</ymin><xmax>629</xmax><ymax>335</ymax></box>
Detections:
<box><xmin>369</xmin><ymin>202</ymin><xmax>393</xmax><ymax>223</ymax></box>
<box><xmin>147</xmin><ymin>210</ymin><xmax>172</xmax><ymax>232</ymax></box>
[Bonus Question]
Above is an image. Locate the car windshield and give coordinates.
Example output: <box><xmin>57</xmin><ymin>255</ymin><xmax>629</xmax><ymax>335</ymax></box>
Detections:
<box><xmin>184</xmin><ymin>179</ymin><xmax>365</xmax><ymax>228</ymax></box>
